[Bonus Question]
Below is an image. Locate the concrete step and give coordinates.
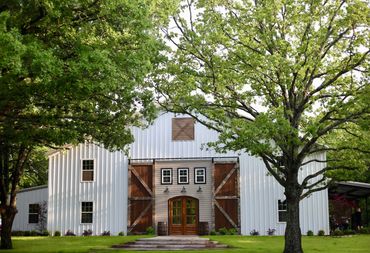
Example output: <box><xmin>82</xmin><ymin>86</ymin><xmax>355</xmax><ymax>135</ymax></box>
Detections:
<box><xmin>112</xmin><ymin>236</ymin><xmax>229</xmax><ymax>250</ymax></box>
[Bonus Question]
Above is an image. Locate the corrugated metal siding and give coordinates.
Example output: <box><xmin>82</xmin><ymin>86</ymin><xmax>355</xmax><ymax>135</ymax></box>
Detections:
<box><xmin>47</xmin><ymin>143</ymin><xmax>127</xmax><ymax>235</ymax></box>
<box><xmin>47</xmin><ymin>112</ymin><xmax>329</xmax><ymax>236</ymax></box>
<box><xmin>12</xmin><ymin>187</ymin><xmax>48</xmax><ymax>231</ymax></box>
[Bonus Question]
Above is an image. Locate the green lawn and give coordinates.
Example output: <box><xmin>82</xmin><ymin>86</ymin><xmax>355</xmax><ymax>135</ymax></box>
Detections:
<box><xmin>7</xmin><ymin>235</ymin><xmax>370</xmax><ymax>253</ymax></box>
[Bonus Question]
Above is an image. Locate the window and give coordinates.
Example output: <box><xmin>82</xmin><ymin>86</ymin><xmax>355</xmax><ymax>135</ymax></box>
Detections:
<box><xmin>81</xmin><ymin>202</ymin><xmax>93</xmax><ymax>223</ymax></box>
<box><xmin>82</xmin><ymin>159</ymin><xmax>94</xmax><ymax>181</ymax></box>
<box><xmin>177</xmin><ymin>168</ymin><xmax>189</xmax><ymax>184</ymax></box>
<box><xmin>172</xmin><ymin>118</ymin><xmax>195</xmax><ymax>141</ymax></box>
<box><xmin>161</xmin><ymin>168</ymin><xmax>172</xmax><ymax>185</ymax></box>
<box><xmin>28</xmin><ymin>204</ymin><xmax>39</xmax><ymax>223</ymax></box>
<box><xmin>194</xmin><ymin>167</ymin><xmax>206</xmax><ymax>184</ymax></box>
<box><xmin>278</xmin><ymin>199</ymin><xmax>287</xmax><ymax>222</ymax></box>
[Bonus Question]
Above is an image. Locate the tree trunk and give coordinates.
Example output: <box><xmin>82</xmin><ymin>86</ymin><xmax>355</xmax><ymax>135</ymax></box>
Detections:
<box><xmin>0</xmin><ymin>206</ymin><xmax>17</xmax><ymax>249</ymax></box>
<box><xmin>283</xmin><ymin>192</ymin><xmax>303</xmax><ymax>253</ymax></box>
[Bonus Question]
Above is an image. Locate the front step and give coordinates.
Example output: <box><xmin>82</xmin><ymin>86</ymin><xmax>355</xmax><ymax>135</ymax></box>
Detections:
<box><xmin>112</xmin><ymin>236</ymin><xmax>229</xmax><ymax>250</ymax></box>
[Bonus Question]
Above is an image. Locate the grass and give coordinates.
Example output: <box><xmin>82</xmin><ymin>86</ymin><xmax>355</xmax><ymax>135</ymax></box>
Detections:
<box><xmin>7</xmin><ymin>235</ymin><xmax>370</xmax><ymax>253</ymax></box>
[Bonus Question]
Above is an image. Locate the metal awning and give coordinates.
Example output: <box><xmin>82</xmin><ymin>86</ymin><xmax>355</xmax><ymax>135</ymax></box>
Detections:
<box><xmin>329</xmin><ymin>181</ymin><xmax>370</xmax><ymax>199</ymax></box>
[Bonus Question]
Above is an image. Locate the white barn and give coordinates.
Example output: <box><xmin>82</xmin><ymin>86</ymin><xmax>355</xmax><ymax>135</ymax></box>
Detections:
<box><xmin>13</xmin><ymin>112</ymin><xmax>329</xmax><ymax>236</ymax></box>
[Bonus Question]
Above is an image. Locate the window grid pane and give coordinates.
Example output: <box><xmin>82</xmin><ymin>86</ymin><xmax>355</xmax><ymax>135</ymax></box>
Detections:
<box><xmin>161</xmin><ymin>169</ymin><xmax>172</xmax><ymax>184</ymax></box>
<box><xmin>195</xmin><ymin>168</ymin><xmax>206</xmax><ymax>183</ymax></box>
<box><xmin>81</xmin><ymin>202</ymin><xmax>93</xmax><ymax>223</ymax></box>
<box><xmin>178</xmin><ymin>168</ymin><xmax>188</xmax><ymax>183</ymax></box>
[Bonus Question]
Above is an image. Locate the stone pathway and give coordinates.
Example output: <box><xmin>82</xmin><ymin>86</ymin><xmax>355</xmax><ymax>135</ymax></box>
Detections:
<box><xmin>112</xmin><ymin>236</ymin><xmax>229</xmax><ymax>250</ymax></box>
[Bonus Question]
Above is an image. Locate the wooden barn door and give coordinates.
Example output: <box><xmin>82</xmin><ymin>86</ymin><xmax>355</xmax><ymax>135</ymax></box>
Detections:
<box><xmin>213</xmin><ymin>163</ymin><xmax>239</xmax><ymax>231</ymax></box>
<box><xmin>128</xmin><ymin>164</ymin><xmax>154</xmax><ymax>234</ymax></box>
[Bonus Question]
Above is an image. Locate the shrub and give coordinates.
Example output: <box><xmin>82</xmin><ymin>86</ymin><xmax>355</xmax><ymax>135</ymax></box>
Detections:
<box><xmin>12</xmin><ymin>231</ymin><xmax>25</xmax><ymax>236</ymax></box>
<box><xmin>218</xmin><ymin>227</ymin><xmax>229</xmax><ymax>235</ymax></box>
<box><xmin>343</xmin><ymin>229</ymin><xmax>355</xmax><ymax>235</ymax></box>
<box><xmin>118</xmin><ymin>231</ymin><xmax>124</xmax><ymax>236</ymax></box>
<box><xmin>267</xmin><ymin>228</ymin><xmax>276</xmax><ymax>236</ymax></box>
<box><xmin>307</xmin><ymin>230</ymin><xmax>314</xmax><ymax>236</ymax></box>
<box><xmin>210</xmin><ymin>230</ymin><xmax>217</xmax><ymax>235</ymax></box>
<box><xmin>146</xmin><ymin>226</ymin><xmax>155</xmax><ymax>235</ymax></box>
<box><xmin>359</xmin><ymin>227</ymin><xmax>369</xmax><ymax>234</ymax></box>
<box><xmin>65</xmin><ymin>230</ymin><xmax>76</xmax><ymax>236</ymax></box>
<box><xmin>229</xmin><ymin>228</ymin><xmax>238</xmax><ymax>235</ymax></box>
<box><xmin>54</xmin><ymin>231</ymin><xmax>61</xmax><ymax>236</ymax></box>
<box><xmin>41</xmin><ymin>230</ymin><xmax>50</xmax><ymax>236</ymax></box>
<box><xmin>101</xmin><ymin>231</ymin><xmax>111</xmax><ymax>236</ymax></box>
<box><xmin>332</xmin><ymin>229</ymin><xmax>343</xmax><ymax>236</ymax></box>
<box><xmin>318</xmin><ymin>230</ymin><xmax>325</xmax><ymax>236</ymax></box>
<box><xmin>82</xmin><ymin>229</ymin><xmax>93</xmax><ymax>236</ymax></box>
<box><xmin>24</xmin><ymin>231</ymin><xmax>31</xmax><ymax>236</ymax></box>
<box><xmin>30</xmin><ymin>230</ymin><xmax>38</xmax><ymax>236</ymax></box>
<box><xmin>250</xmin><ymin>229</ymin><xmax>259</xmax><ymax>236</ymax></box>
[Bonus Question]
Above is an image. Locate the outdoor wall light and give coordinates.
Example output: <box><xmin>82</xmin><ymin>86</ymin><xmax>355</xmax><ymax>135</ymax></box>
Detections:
<box><xmin>197</xmin><ymin>186</ymin><xmax>202</xmax><ymax>193</ymax></box>
<box><xmin>181</xmin><ymin>186</ymin><xmax>186</xmax><ymax>193</ymax></box>
<box><xmin>164</xmin><ymin>187</ymin><xmax>169</xmax><ymax>193</ymax></box>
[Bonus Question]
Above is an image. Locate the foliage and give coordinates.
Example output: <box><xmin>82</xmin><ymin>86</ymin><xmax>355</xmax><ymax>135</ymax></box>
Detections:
<box><xmin>154</xmin><ymin>0</ymin><xmax>370</xmax><ymax>252</ymax></box>
<box><xmin>318</xmin><ymin>230</ymin><xmax>325</xmax><ymax>236</ymax></box>
<box><xmin>0</xmin><ymin>0</ymin><xmax>173</xmax><ymax>249</ymax></box>
<box><xmin>37</xmin><ymin>201</ymin><xmax>48</xmax><ymax>232</ymax></box>
<box><xmin>118</xmin><ymin>232</ymin><xmax>125</xmax><ymax>236</ymax></box>
<box><xmin>218</xmin><ymin>227</ymin><xmax>229</xmax><ymax>235</ymax></box>
<box><xmin>307</xmin><ymin>230</ymin><xmax>314</xmax><ymax>236</ymax></box>
<box><xmin>53</xmin><ymin>231</ymin><xmax>61</xmax><ymax>237</ymax></box>
<box><xmin>210</xmin><ymin>230</ymin><xmax>217</xmax><ymax>235</ymax></box>
<box><xmin>267</xmin><ymin>228</ymin><xmax>276</xmax><ymax>236</ymax></box>
<box><xmin>250</xmin><ymin>229</ymin><xmax>260</xmax><ymax>236</ymax></box>
<box><xmin>82</xmin><ymin>230</ymin><xmax>92</xmax><ymax>237</ymax></box>
<box><xmin>228</xmin><ymin>228</ymin><xmax>238</xmax><ymax>235</ymax></box>
<box><xmin>18</xmin><ymin>147</ymin><xmax>48</xmax><ymax>188</ymax></box>
<box><xmin>331</xmin><ymin>229</ymin><xmax>344</xmax><ymax>236</ymax></box>
<box><xmin>145</xmin><ymin>226</ymin><xmax>155</xmax><ymax>235</ymax></box>
<box><xmin>101</xmin><ymin>231</ymin><xmax>110</xmax><ymax>236</ymax></box>
<box><xmin>65</xmin><ymin>230</ymin><xmax>76</xmax><ymax>236</ymax></box>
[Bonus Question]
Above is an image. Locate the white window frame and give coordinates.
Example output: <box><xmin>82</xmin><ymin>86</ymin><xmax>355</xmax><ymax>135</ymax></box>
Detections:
<box><xmin>277</xmin><ymin>199</ymin><xmax>287</xmax><ymax>223</ymax></box>
<box><xmin>81</xmin><ymin>201</ymin><xmax>93</xmax><ymax>224</ymax></box>
<box><xmin>81</xmin><ymin>159</ymin><xmax>95</xmax><ymax>182</ymax></box>
<box><xmin>177</xmin><ymin>168</ymin><xmax>189</xmax><ymax>184</ymax></box>
<box><xmin>161</xmin><ymin>168</ymin><xmax>172</xmax><ymax>185</ymax></box>
<box><xmin>194</xmin><ymin>167</ymin><xmax>206</xmax><ymax>184</ymax></box>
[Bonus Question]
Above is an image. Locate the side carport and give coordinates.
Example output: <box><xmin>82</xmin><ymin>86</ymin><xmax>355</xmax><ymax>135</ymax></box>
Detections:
<box><xmin>329</xmin><ymin>181</ymin><xmax>370</xmax><ymax>230</ymax></box>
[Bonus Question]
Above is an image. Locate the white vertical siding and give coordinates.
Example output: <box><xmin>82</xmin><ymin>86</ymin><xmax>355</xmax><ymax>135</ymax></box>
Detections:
<box><xmin>12</xmin><ymin>186</ymin><xmax>48</xmax><ymax>231</ymax></box>
<box><xmin>46</xmin><ymin>112</ymin><xmax>329</xmax><ymax>236</ymax></box>
<box><xmin>47</xmin><ymin>144</ymin><xmax>127</xmax><ymax>235</ymax></box>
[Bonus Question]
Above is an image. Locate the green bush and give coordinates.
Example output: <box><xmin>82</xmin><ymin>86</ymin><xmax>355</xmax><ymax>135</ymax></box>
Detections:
<box><xmin>343</xmin><ymin>229</ymin><xmax>355</xmax><ymax>235</ymax></box>
<box><xmin>82</xmin><ymin>229</ymin><xmax>93</xmax><ymax>236</ymax></box>
<box><xmin>41</xmin><ymin>230</ymin><xmax>50</xmax><ymax>236</ymax></box>
<box><xmin>332</xmin><ymin>229</ymin><xmax>343</xmax><ymax>236</ymax></box>
<box><xmin>307</xmin><ymin>230</ymin><xmax>314</xmax><ymax>236</ymax></box>
<box><xmin>54</xmin><ymin>231</ymin><xmax>61</xmax><ymax>236</ymax></box>
<box><xmin>24</xmin><ymin>231</ymin><xmax>31</xmax><ymax>236</ymax></box>
<box><xmin>359</xmin><ymin>227</ymin><xmax>369</xmax><ymax>234</ymax></box>
<box><xmin>218</xmin><ymin>227</ymin><xmax>229</xmax><ymax>235</ymax></box>
<box><xmin>118</xmin><ymin>231</ymin><xmax>124</xmax><ymax>236</ymax></box>
<box><xmin>318</xmin><ymin>230</ymin><xmax>325</xmax><ymax>236</ymax></box>
<box><xmin>12</xmin><ymin>231</ymin><xmax>25</xmax><ymax>236</ymax></box>
<box><xmin>30</xmin><ymin>230</ymin><xmax>38</xmax><ymax>236</ymax></box>
<box><xmin>146</xmin><ymin>226</ymin><xmax>155</xmax><ymax>235</ymax></box>
<box><xmin>210</xmin><ymin>230</ymin><xmax>217</xmax><ymax>235</ymax></box>
<box><xmin>229</xmin><ymin>228</ymin><xmax>238</xmax><ymax>235</ymax></box>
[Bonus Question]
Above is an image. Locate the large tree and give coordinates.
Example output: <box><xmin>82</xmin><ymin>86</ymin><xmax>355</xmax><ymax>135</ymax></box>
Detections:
<box><xmin>0</xmin><ymin>0</ymin><xmax>170</xmax><ymax>249</ymax></box>
<box><xmin>154</xmin><ymin>0</ymin><xmax>370</xmax><ymax>252</ymax></box>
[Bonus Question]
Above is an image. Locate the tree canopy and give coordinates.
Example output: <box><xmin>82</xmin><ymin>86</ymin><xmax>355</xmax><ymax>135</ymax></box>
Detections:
<box><xmin>0</xmin><ymin>0</ymin><xmax>173</xmax><ymax>249</ymax></box>
<box><xmin>154</xmin><ymin>0</ymin><xmax>370</xmax><ymax>252</ymax></box>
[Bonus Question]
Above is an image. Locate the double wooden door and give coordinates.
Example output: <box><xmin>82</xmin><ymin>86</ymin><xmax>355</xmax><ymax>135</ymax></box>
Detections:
<box><xmin>168</xmin><ymin>196</ymin><xmax>198</xmax><ymax>235</ymax></box>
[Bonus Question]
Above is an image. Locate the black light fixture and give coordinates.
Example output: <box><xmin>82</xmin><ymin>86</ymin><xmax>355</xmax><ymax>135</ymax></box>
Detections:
<box><xmin>181</xmin><ymin>186</ymin><xmax>186</xmax><ymax>193</ymax></box>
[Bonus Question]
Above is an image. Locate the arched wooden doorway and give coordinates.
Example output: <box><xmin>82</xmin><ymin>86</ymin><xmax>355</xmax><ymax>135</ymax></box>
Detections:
<box><xmin>168</xmin><ymin>196</ymin><xmax>199</xmax><ymax>235</ymax></box>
